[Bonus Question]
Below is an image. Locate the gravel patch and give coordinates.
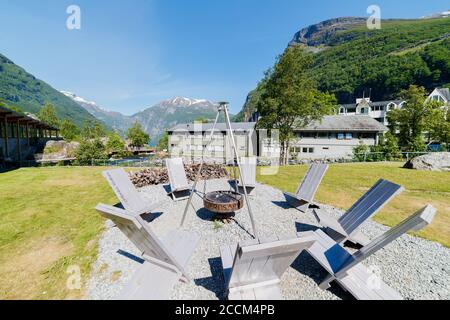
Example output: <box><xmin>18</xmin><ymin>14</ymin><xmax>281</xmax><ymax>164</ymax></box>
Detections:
<box><xmin>86</xmin><ymin>179</ymin><xmax>450</xmax><ymax>300</ymax></box>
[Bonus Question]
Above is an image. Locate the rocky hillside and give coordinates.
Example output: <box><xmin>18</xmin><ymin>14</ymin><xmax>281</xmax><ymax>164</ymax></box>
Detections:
<box><xmin>0</xmin><ymin>54</ymin><xmax>96</xmax><ymax>127</ymax></box>
<box><xmin>288</xmin><ymin>17</ymin><xmax>367</xmax><ymax>47</ymax></box>
<box><xmin>238</xmin><ymin>16</ymin><xmax>450</xmax><ymax>120</ymax></box>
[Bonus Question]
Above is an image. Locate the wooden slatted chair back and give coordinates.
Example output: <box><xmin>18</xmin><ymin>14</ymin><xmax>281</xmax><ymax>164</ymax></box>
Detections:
<box><xmin>240</xmin><ymin>157</ymin><xmax>257</xmax><ymax>186</ymax></box>
<box><xmin>295</xmin><ymin>164</ymin><xmax>329</xmax><ymax>202</ymax></box>
<box><xmin>103</xmin><ymin>168</ymin><xmax>148</xmax><ymax>214</ymax></box>
<box><xmin>96</xmin><ymin>204</ymin><xmax>190</xmax><ymax>279</ymax></box>
<box><xmin>338</xmin><ymin>179</ymin><xmax>404</xmax><ymax>235</ymax></box>
<box><xmin>228</xmin><ymin>236</ymin><xmax>315</xmax><ymax>289</ymax></box>
<box><xmin>166</xmin><ymin>158</ymin><xmax>189</xmax><ymax>191</ymax></box>
<box><xmin>336</xmin><ymin>205</ymin><xmax>436</xmax><ymax>276</ymax></box>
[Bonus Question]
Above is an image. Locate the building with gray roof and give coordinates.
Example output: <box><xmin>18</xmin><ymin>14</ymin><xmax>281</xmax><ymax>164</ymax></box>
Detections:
<box><xmin>167</xmin><ymin>115</ymin><xmax>388</xmax><ymax>162</ymax></box>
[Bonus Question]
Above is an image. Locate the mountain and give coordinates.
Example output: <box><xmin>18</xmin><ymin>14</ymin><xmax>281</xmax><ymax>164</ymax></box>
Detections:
<box><xmin>238</xmin><ymin>16</ymin><xmax>450</xmax><ymax>119</ymax></box>
<box><xmin>133</xmin><ymin>97</ymin><xmax>219</xmax><ymax>143</ymax></box>
<box><xmin>65</xmin><ymin>94</ymin><xmax>221</xmax><ymax>145</ymax></box>
<box><xmin>288</xmin><ymin>17</ymin><xmax>367</xmax><ymax>47</ymax></box>
<box><xmin>0</xmin><ymin>54</ymin><xmax>97</xmax><ymax>127</ymax></box>
<box><xmin>61</xmin><ymin>91</ymin><xmax>134</xmax><ymax>133</ymax></box>
<box><xmin>422</xmin><ymin>10</ymin><xmax>450</xmax><ymax>19</ymax></box>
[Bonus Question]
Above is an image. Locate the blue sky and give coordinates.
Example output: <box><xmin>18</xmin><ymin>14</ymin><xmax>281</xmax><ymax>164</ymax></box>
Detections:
<box><xmin>0</xmin><ymin>0</ymin><xmax>449</xmax><ymax>115</ymax></box>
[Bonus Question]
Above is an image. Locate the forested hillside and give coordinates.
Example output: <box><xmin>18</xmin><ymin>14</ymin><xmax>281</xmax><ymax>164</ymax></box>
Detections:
<box><xmin>237</xmin><ymin>17</ymin><xmax>450</xmax><ymax>120</ymax></box>
<box><xmin>0</xmin><ymin>54</ymin><xmax>96</xmax><ymax>127</ymax></box>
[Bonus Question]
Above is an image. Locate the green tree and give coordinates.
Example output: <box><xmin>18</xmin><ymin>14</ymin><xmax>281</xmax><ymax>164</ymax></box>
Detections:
<box><xmin>387</xmin><ymin>85</ymin><xmax>432</xmax><ymax>151</ymax></box>
<box><xmin>194</xmin><ymin>117</ymin><xmax>210</xmax><ymax>124</ymax></box>
<box><xmin>9</xmin><ymin>105</ymin><xmax>24</xmax><ymax>114</ymax></box>
<box><xmin>126</xmin><ymin>122</ymin><xmax>150</xmax><ymax>148</ymax></box>
<box><xmin>75</xmin><ymin>139</ymin><xmax>108</xmax><ymax>165</ymax></box>
<box><xmin>81</xmin><ymin>120</ymin><xmax>106</xmax><ymax>140</ymax></box>
<box><xmin>352</xmin><ymin>140</ymin><xmax>370</xmax><ymax>162</ymax></box>
<box><xmin>409</xmin><ymin>136</ymin><xmax>427</xmax><ymax>152</ymax></box>
<box><xmin>156</xmin><ymin>132</ymin><xmax>169</xmax><ymax>152</ymax></box>
<box><xmin>372</xmin><ymin>132</ymin><xmax>402</xmax><ymax>161</ymax></box>
<box><xmin>256</xmin><ymin>46</ymin><xmax>336</xmax><ymax>164</ymax></box>
<box><xmin>60</xmin><ymin>119</ymin><xmax>80</xmax><ymax>142</ymax></box>
<box><xmin>427</xmin><ymin>102</ymin><xmax>450</xmax><ymax>150</ymax></box>
<box><xmin>106</xmin><ymin>133</ymin><xmax>125</xmax><ymax>154</ymax></box>
<box><xmin>38</xmin><ymin>103</ymin><xmax>60</xmax><ymax>128</ymax></box>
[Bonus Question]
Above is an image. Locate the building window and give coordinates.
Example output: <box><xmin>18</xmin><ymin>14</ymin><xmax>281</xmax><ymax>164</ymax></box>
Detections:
<box><xmin>318</xmin><ymin>132</ymin><xmax>328</xmax><ymax>138</ymax></box>
<box><xmin>345</xmin><ymin>133</ymin><xmax>353</xmax><ymax>140</ymax></box>
<box><xmin>337</xmin><ymin>133</ymin><xmax>345</xmax><ymax>140</ymax></box>
<box><xmin>432</xmin><ymin>95</ymin><xmax>444</xmax><ymax>102</ymax></box>
<box><xmin>360</xmin><ymin>133</ymin><xmax>375</xmax><ymax>139</ymax></box>
<box><xmin>301</xmin><ymin>132</ymin><xmax>315</xmax><ymax>138</ymax></box>
<box><xmin>302</xmin><ymin>147</ymin><xmax>314</xmax><ymax>154</ymax></box>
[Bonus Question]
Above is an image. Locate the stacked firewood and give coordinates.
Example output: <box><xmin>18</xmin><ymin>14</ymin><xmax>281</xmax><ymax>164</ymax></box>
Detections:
<box><xmin>184</xmin><ymin>164</ymin><xmax>229</xmax><ymax>181</ymax></box>
<box><xmin>129</xmin><ymin>164</ymin><xmax>229</xmax><ymax>188</ymax></box>
<box><xmin>129</xmin><ymin>168</ymin><xmax>168</xmax><ymax>187</ymax></box>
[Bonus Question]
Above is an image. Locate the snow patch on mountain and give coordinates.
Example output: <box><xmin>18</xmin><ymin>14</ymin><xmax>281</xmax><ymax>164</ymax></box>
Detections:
<box><xmin>61</xmin><ymin>91</ymin><xmax>98</xmax><ymax>107</ymax></box>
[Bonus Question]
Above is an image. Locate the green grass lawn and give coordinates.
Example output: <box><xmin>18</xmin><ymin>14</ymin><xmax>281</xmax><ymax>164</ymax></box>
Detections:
<box><xmin>0</xmin><ymin>167</ymin><xmax>115</xmax><ymax>300</ymax></box>
<box><xmin>0</xmin><ymin>163</ymin><xmax>448</xmax><ymax>300</ymax></box>
<box><xmin>257</xmin><ymin>162</ymin><xmax>450</xmax><ymax>248</ymax></box>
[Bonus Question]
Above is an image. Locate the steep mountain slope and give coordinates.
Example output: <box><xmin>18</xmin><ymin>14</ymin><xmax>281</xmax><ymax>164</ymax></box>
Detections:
<box><xmin>65</xmin><ymin>94</ymin><xmax>222</xmax><ymax>145</ymax></box>
<box><xmin>238</xmin><ymin>16</ymin><xmax>450</xmax><ymax>119</ymax></box>
<box><xmin>61</xmin><ymin>91</ymin><xmax>134</xmax><ymax>133</ymax></box>
<box><xmin>0</xmin><ymin>54</ymin><xmax>96</xmax><ymax>127</ymax></box>
<box><xmin>132</xmin><ymin>97</ymin><xmax>219</xmax><ymax>144</ymax></box>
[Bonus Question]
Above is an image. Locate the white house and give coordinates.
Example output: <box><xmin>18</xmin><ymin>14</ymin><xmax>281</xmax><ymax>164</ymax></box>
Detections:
<box><xmin>168</xmin><ymin>115</ymin><xmax>387</xmax><ymax>162</ymax></box>
<box><xmin>167</xmin><ymin>122</ymin><xmax>257</xmax><ymax>164</ymax></box>
<box><xmin>337</xmin><ymin>98</ymin><xmax>405</xmax><ymax>126</ymax></box>
<box><xmin>337</xmin><ymin>87</ymin><xmax>450</xmax><ymax>126</ymax></box>
<box><xmin>260</xmin><ymin>115</ymin><xmax>388</xmax><ymax>160</ymax></box>
<box><xmin>426</xmin><ymin>88</ymin><xmax>450</xmax><ymax>107</ymax></box>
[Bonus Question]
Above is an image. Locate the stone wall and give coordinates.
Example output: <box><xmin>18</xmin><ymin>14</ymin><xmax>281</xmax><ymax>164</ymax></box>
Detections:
<box><xmin>0</xmin><ymin>137</ymin><xmax>56</xmax><ymax>162</ymax></box>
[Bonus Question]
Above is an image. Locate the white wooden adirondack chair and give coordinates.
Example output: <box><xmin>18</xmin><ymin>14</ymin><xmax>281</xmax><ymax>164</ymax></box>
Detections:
<box><xmin>284</xmin><ymin>163</ymin><xmax>329</xmax><ymax>212</ymax></box>
<box><xmin>103</xmin><ymin>168</ymin><xmax>161</xmax><ymax>216</ymax></box>
<box><xmin>313</xmin><ymin>179</ymin><xmax>404</xmax><ymax>246</ymax></box>
<box><xmin>96</xmin><ymin>204</ymin><xmax>200</xmax><ymax>300</ymax></box>
<box><xmin>220</xmin><ymin>235</ymin><xmax>316</xmax><ymax>300</ymax></box>
<box><xmin>165</xmin><ymin>158</ymin><xmax>191</xmax><ymax>201</ymax></box>
<box><xmin>298</xmin><ymin>205</ymin><xmax>436</xmax><ymax>300</ymax></box>
<box><xmin>234</xmin><ymin>157</ymin><xmax>257</xmax><ymax>195</ymax></box>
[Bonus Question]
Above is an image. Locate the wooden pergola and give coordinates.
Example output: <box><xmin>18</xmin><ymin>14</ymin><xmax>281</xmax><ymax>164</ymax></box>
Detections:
<box><xmin>0</xmin><ymin>105</ymin><xmax>59</xmax><ymax>162</ymax></box>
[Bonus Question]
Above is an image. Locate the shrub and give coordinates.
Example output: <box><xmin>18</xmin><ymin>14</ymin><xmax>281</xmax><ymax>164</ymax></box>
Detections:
<box><xmin>353</xmin><ymin>140</ymin><xmax>370</xmax><ymax>162</ymax></box>
<box><xmin>74</xmin><ymin>139</ymin><xmax>108</xmax><ymax>165</ymax></box>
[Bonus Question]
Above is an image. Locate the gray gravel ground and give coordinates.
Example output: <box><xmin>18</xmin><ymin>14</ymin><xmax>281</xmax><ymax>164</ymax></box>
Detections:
<box><xmin>86</xmin><ymin>179</ymin><xmax>450</xmax><ymax>300</ymax></box>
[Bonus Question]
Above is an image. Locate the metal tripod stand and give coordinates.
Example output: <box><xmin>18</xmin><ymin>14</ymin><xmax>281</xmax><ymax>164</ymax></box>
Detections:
<box><xmin>180</xmin><ymin>102</ymin><xmax>259</xmax><ymax>239</ymax></box>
